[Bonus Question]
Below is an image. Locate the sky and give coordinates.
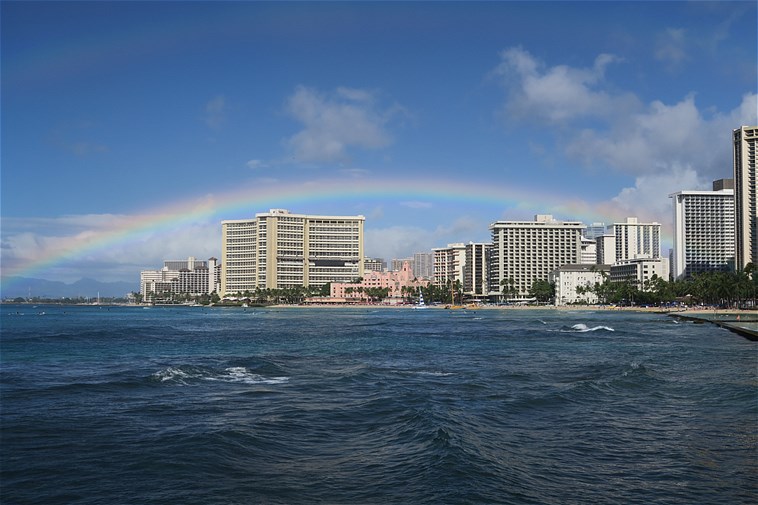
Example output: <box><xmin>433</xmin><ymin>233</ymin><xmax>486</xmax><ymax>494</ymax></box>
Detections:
<box><xmin>2</xmin><ymin>1</ymin><xmax>757</xmax><ymax>290</ymax></box>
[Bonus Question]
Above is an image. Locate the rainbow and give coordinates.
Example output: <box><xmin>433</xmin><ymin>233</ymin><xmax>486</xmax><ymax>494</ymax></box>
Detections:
<box><xmin>0</xmin><ymin>176</ymin><xmax>655</xmax><ymax>291</ymax></box>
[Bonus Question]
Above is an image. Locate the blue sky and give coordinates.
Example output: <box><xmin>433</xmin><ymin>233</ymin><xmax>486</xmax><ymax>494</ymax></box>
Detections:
<box><xmin>2</xmin><ymin>1</ymin><xmax>756</xmax><ymax>287</ymax></box>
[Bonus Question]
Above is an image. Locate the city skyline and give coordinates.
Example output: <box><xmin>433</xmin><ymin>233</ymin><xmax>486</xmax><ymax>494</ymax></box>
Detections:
<box><xmin>2</xmin><ymin>1</ymin><xmax>756</xmax><ymax>287</ymax></box>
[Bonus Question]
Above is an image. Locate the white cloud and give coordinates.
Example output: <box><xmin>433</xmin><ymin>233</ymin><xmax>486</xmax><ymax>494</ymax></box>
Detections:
<box><xmin>365</xmin><ymin>226</ymin><xmax>430</xmax><ymax>260</ymax></box>
<box><xmin>586</xmin><ymin>93</ymin><xmax>756</xmax><ymax>243</ymax></box>
<box><xmin>1</xmin><ymin>214</ymin><xmax>221</xmax><ymax>284</ymax></box>
<box><xmin>655</xmin><ymin>28</ymin><xmax>689</xmax><ymax>68</ymax></box>
<box><xmin>609</xmin><ymin>165</ymin><xmax>708</xmax><ymax>226</ymax></box>
<box><xmin>205</xmin><ymin>95</ymin><xmax>227</xmax><ymax>129</ymax></box>
<box><xmin>285</xmin><ymin>85</ymin><xmax>396</xmax><ymax>163</ymax></box>
<box><xmin>364</xmin><ymin>217</ymin><xmax>487</xmax><ymax>261</ymax></box>
<box><xmin>246</xmin><ymin>159</ymin><xmax>266</xmax><ymax>169</ymax></box>
<box><xmin>493</xmin><ymin>47</ymin><xmax>632</xmax><ymax>123</ymax></box>
<box><xmin>494</xmin><ymin>45</ymin><xmax>757</xmax><ymax>182</ymax></box>
<box><xmin>567</xmin><ymin>92</ymin><xmax>757</xmax><ymax>180</ymax></box>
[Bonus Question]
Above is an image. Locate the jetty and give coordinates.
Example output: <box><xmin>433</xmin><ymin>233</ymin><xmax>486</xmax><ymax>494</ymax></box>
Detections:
<box><xmin>669</xmin><ymin>311</ymin><xmax>758</xmax><ymax>341</ymax></box>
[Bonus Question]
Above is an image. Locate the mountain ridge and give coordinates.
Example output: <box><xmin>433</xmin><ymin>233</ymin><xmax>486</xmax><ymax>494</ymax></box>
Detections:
<box><xmin>2</xmin><ymin>277</ymin><xmax>136</xmax><ymax>299</ymax></box>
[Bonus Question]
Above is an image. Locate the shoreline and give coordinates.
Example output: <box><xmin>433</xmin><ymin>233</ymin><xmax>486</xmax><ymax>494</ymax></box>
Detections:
<box><xmin>275</xmin><ymin>302</ymin><xmax>756</xmax><ymax>315</ymax></box>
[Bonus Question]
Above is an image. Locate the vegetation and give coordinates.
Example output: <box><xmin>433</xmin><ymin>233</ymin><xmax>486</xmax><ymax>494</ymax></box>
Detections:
<box><xmin>529</xmin><ymin>279</ymin><xmax>556</xmax><ymax>303</ymax></box>
<box><xmin>575</xmin><ymin>265</ymin><xmax>758</xmax><ymax>308</ymax></box>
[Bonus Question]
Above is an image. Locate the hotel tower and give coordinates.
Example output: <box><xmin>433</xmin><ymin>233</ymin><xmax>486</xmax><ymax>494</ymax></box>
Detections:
<box><xmin>221</xmin><ymin>209</ymin><xmax>364</xmax><ymax>295</ymax></box>
<box><xmin>670</xmin><ymin>180</ymin><xmax>735</xmax><ymax>279</ymax></box>
<box><xmin>733</xmin><ymin>126</ymin><xmax>758</xmax><ymax>270</ymax></box>
<box><xmin>489</xmin><ymin>215</ymin><xmax>584</xmax><ymax>299</ymax></box>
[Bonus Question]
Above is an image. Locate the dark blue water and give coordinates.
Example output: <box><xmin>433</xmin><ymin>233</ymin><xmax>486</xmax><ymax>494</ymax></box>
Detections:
<box><xmin>1</xmin><ymin>305</ymin><xmax>756</xmax><ymax>504</ymax></box>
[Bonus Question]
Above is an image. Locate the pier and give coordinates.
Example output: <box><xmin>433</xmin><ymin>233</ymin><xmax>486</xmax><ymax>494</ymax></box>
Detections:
<box><xmin>669</xmin><ymin>312</ymin><xmax>758</xmax><ymax>341</ymax></box>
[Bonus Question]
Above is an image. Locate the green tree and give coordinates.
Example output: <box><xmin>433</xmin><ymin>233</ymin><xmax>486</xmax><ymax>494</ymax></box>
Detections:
<box><xmin>500</xmin><ymin>277</ymin><xmax>516</xmax><ymax>302</ymax></box>
<box><xmin>529</xmin><ymin>279</ymin><xmax>555</xmax><ymax>303</ymax></box>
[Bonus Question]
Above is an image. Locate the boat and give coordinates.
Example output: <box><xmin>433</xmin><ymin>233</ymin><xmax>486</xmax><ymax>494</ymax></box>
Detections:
<box><xmin>414</xmin><ymin>291</ymin><xmax>428</xmax><ymax>310</ymax></box>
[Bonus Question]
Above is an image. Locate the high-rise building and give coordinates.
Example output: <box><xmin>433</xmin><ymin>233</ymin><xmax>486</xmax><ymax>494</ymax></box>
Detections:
<box><xmin>580</xmin><ymin>237</ymin><xmax>597</xmax><ymax>264</ymax></box>
<box><xmin>413</xmin><ymin>252</ymin><xmax>434</xmax><ymax>279</ymax></box>
<box><xmin>140</xmin><ymin>256</ymin><xmax>220</xmax><ymax>297</ymax></box>
<box><xmin>363</xmin><ymin>257</ymin><xmax>386</xmax><ymax>273</ymax></box>
<box><xmin>733</xmin><ymin>126</ymin><xmax>758</xmax><ymax>270</ymax></box>
<box><xmin>583</xmin><ymin>222</ymin><xmax>607</xmax><ymax>240</ymax></box>
<box><xmin>670</xmin><ymin>180</ymin><xmax>735</xmax><ymax>279</ymax></box>
<box><xmin>489</xmin><ymin>215</ymin><xmax>584</xmax><ymax>298</ymax></box>
<box><xmin>596</xmin><ymin>234</ymin><xmax>616</xmax><ymax>265</ymax></box>
<box><xmin>464</xmin><ymin>242</ymin><xmax>491</xmax><ymax>298</ymax></box>
<box><xmin>612</xmin><ymin>217</ymin><xmax>662</xmax><ymax>262</ymax></box>
<box><xmin>432</xmin><ymin>243</ymin><xmax>466</xmax><ymax>287</ymax></box>
<box><xmin>594</xmin><ymin>218</ymin><xmax>661</xmax><ymax>266</ymax></box>
<box><xmin>391</xmin><ymin>258</ymin><xmax>413</xmax><ymax>272</ymax></box>
<box><xmin>221</xmin><ymin>209</ymin><xmax>364</xmax><ymax>294</ymax></box>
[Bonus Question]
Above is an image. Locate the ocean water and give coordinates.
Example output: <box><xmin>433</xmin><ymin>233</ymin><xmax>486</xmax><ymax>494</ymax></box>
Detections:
<box><xmin>1</xmin><ymin>304</ymin><xmax>756</xmax><ymax>505</ymax></box>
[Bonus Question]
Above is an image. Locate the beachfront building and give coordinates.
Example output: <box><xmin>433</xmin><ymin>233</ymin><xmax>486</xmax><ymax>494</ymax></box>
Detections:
<box><xmin>595</xmin><ymin>234</ymin><xmax>616</xmax><ymax>265</ymax></box>
<box><xmin>734</xmin><ymin>126</ymin><xmax>758</xmax><ymax>270</ymax></box>
<box><xmin>609</xmin><ymin>257</ymin><xmax>669</xmax><ymax>291</ymax></box>
<box><xmin>433</xmin><ymin>243</ymin><xmax>466</xmax><ymax>288</ymax></box>
<box><xmin>489</xmin><ymin>215</ymin><xmax>584</xmax><ymax>300</ymax></box>
<box><xmin>464</xmin><ymin>242</ymin><xmax>491</xmax><ymax>298</ymax></box>
<box><xmin>363</xmin><ymin>257</ymin><xmax>386</xmax><ymax>273</ymax></box>
<box><xmin>670</xmin><ymin>180</ymin><xmax>735</xmax><ymax>279</ymax></box>
<box><xmin>592</xmin><ymin>217</ymin><xmax>662</xmax><ymax>266</ymax></box>
<box><xmin>140</xmin><ymin>256</ymin><xmax>220</xmax><ymax>298</ymax></box>
<box><xmin>413</xmin><ymin>252</ymin><xmax>434</xmax><ymax>279</ymax></box>
<box><xmin>330</xmin><ymin>260</ymin><xmax>429</xmax><ymax>303</ymax></box>
<box><xmin>611</xmin><ymin>217</ymin><xmax>662</xmax><ymax>262</ymax></box>
<box><xmin>549</xmin><ymin>264</ymin><xmax>610</xmax><ymax>306</ymax></box>
<box><xmin>221</xmin><ymin>209</ymin><xmax>364</xmax><ymax>294</ymax></box>
<box><xmin>581</xmin><ymin>237</ymin><xmax>597</xmax><ymax>265</ymax></box>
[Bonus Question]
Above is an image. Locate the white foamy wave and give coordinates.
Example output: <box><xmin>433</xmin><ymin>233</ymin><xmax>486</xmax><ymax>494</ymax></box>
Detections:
<box><xmin>206</xmin><ymin>367</ymin><xmax>290</xmax><ymax>385</ymax></box>
<box><xmin>413</xmin><ymin>371</ymin><xmax>454</xmax><ymax>377</ymax></box>
<box><xmin>562</xmin><ymin>323</ymin><xmax>615</xmax><ymax>333</ymax></box>
<box><xmin>153</xmin><ymin>366</ymin><xmax>200</xmax><ymax>384</ymax></box>
<box><xmin>153</xmin><ymin>366</ymin><xmax>289</xmax><ymax>385</ymax></box>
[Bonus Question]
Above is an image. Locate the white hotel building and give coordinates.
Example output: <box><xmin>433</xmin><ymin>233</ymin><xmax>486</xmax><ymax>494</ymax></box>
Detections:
<box><xmin>489</xmin><ymin>215</ymin><xmax>584</xmax><ymax>299</ymax></box>
<box><xmin>221</xmin><ymin>209</ymin><xmax>364</xmax><ymax>294</ymax></box>
<box><xmin>670</xmin><ymin>180</ymin><xmax>735</xmax><ymax>279</ymax></box>
<box><xmin>595</xmin><ymin>217</ymin><xmax>662</xmax><ymax>265</ymax></box>
<box><xmin>432</xmin><ymin>243</ymin><xmax>467</xmax><ymax>288</ymax></box>
<box><xmin>140</xmin><ymin>257</ymin><xmax>220</xmax><ymax>298</ymax></box>
<box><xmin>734</xmin><ymin>126</ymin><xmax>757</xmax><ymax>270</ymax></box>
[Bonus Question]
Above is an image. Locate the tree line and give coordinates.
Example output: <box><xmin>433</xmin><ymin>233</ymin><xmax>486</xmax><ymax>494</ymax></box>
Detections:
<box><xmin>571</xmin><ymin>265</ymin><xmax>758</xmax><ymax>307</ymax></box>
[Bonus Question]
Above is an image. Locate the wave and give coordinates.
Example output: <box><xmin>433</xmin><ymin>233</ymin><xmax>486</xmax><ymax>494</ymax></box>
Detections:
<box><xmin>152</xmin><ymin>365</ymin><xmax>289</xmax><ymax>386</ymax></box>
<box><xmin>560</xmin><ymin>323</ymin><xmax>615</xmax><ymax>333</ymax></box>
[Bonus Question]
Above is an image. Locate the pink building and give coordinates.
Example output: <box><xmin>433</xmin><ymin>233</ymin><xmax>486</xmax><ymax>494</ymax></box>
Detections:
<box><xmin>331</xmin><ymin>261</ymin><xmax>429</xmax><ymax>302</ymax></box>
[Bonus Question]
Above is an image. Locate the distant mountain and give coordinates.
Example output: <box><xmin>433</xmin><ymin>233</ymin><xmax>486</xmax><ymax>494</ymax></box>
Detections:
<box><xmin>1</xmin><ymin>277</ymin><xmax>137</xmax><ymax>299</ymax></box>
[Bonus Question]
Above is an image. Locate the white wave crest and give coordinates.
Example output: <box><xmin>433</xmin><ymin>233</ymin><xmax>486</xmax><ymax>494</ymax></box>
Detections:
<box><xmin>413</xmin><ymin>371</ymin><xmax>454</xmax><ymax>377</ymax></box>
<box><xmin>207</xmin><ymin>367</ymin><xmax>290</xmax><ymax>385</ymax></box>
<box><xmin>564</xmin><ymin>323</ymin><xmax>615</xmax><ymax>333</ymax></box>
<box><xmin>153</xmin><ymin>366</ymin><xmax>198</xmax><ymax>384</ymax></box>
<box><xmin>153</xmin><ymin>366</ymin><xmax>289</xmax><ymax>385</ymax></box>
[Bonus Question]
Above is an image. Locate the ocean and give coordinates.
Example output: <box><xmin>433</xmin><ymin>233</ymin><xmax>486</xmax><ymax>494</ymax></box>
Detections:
<box><xmin>1</xmin><ymin>304</ymin><xmax>756</xmax><ymax>504</ymax></box>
